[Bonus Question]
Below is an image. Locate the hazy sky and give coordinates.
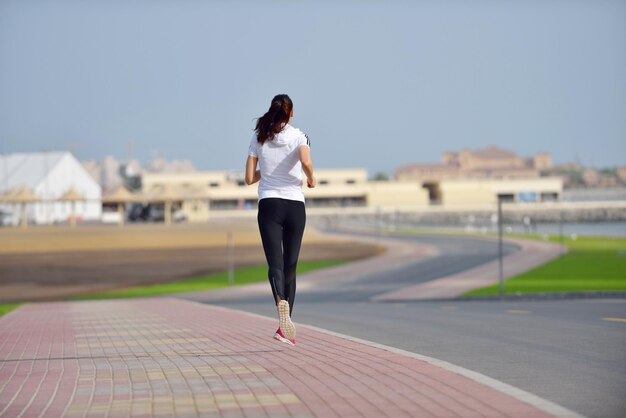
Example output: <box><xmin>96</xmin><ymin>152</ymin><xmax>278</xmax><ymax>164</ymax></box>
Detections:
<box><xmin>1</xmin><ymin>0</ymin><xmax>625</xmax><ymax>175</ymax></box>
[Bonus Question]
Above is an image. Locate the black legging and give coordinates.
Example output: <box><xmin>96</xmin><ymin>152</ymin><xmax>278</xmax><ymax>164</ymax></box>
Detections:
<box><xmin>257</xmin><ymin>198</ymin><xmax>306</xmax><ymax>315</ymax></box>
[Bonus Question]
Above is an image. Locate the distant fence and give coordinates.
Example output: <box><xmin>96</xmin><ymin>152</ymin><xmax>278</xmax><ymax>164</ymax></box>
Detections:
<box><xmin>563</xmin><ymin>187</ymin><xmax>626</xmax><ymax>202</ymax></box>
<box><xmin>305</xmin><ymin>200</ymin><xmax>626</xmax><ymax>235</ymax></box>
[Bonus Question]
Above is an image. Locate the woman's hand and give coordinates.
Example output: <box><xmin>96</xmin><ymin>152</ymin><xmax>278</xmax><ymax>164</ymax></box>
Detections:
<box><xmin>307</xmin><ymin>176</ymin><xmax>316</xmax><ymax>188</ymax></box>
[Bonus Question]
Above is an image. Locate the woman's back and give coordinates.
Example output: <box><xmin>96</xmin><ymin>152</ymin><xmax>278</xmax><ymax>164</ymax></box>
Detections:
<box><xmin>248</xmin><ymin>124</ymin><xmax>310</xmax><ymax>202</ymax></box>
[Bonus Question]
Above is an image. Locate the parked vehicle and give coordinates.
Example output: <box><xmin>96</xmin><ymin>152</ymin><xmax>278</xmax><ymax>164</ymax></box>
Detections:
<box><xmin>127</xmin><ymin>204</ymin><xmax>186</xmax><ymax>223</ymax></box>
<box><xmin>0</xmin><ymin>209</ymin><xmax>15</xmax><ymax>227</ymax></box>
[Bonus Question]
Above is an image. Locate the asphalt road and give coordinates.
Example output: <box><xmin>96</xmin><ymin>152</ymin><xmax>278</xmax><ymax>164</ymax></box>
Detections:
<box><xmin>200</xmin><ymin>232</ymin><xmax>626</xmax><ymax>418</ymax></box>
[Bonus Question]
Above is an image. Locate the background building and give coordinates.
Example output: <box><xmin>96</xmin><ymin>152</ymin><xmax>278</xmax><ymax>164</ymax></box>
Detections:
<box><xmin>394</xmin><ymin>146</ymin><xmax>561</xmax><ymax>206</ymax></box>
<box><xmin>82</xmin><ymin>155</ymin><xmax>197</xmax><ymax>193</ymax></box>
<box><xmin>396</xmin><ymin>146</ymin><xmax>551</xmax><ymax>181</ymax></box>
<box><xmin>139</xmin><ymin>166</ymin><xmax>564</xmax><ymax>222</ymax></box>
<box><xmin>140</xmin><ymin>168</ymin><xmax>430</xmax><ymax>222</ymax></box>
<box><xmin>0</xmin><ymin>151</ymin><xmax>567</xmax><ymax>226</ymax></box>
<box><xmin>0</xmin><ymin>152</ymin><xmax>101</xmax><ymax>224</ymax></box>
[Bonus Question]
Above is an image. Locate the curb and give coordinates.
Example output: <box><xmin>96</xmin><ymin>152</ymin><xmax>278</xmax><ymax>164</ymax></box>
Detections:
<box><xmin>376</xmin><ymin>292</ymin><xmax>626</xmax><ymax>304</ymax></box>
<box><xmin>458</xmin><ymin>292</ymin><xmax>626</xmax><ymax>302</ymax></box>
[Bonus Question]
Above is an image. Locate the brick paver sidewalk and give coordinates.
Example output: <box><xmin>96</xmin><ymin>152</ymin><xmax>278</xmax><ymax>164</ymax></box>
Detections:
<box><xmin>1</xmin><ymin>298</ymin><xmax>573</xmax><ymax>417</ymax></box>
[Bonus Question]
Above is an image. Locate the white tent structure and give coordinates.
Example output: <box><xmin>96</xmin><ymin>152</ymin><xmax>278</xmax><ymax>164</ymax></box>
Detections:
<box><xmin>0</xmin><ymin>152</ymin><xmax>102</xmax><ymax>225</ymax></box>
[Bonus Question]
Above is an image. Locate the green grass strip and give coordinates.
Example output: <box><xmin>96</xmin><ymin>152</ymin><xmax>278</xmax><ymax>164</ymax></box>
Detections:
<box><xmin>463</xmin><ymin>235</ymin><xmax>626</xmax><ymax>297</ymax></box>
<box><xmin>0</xmin><ymin>304</ymin><xmax>22</xmax><ymax>318</ymax></box>
<box><xmin>70</xmin><ymin>259</ymin><xmax>346</xmax><ymax>301</ymax></box>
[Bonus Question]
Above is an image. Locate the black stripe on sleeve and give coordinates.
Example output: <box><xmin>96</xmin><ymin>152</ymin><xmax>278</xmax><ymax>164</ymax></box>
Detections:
<box><xmin>305</xmin><ymin>134</ymin><xmax>310</xmax><ymax>148</ymax></box>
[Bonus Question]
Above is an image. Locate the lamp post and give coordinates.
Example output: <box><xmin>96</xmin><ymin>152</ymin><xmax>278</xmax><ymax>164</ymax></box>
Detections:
<box><xmin>498</xmin><ymin>197</ymin><xmax>504</xmax><ymax>299</ymax></box>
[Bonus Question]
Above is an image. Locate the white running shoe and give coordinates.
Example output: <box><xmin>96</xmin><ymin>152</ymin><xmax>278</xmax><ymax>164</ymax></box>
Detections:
<box><xmin>274</xmin><ymin>328</ymin><xmax>296</xmax><ymax>346</ymax></box>
<box><xmin>277</xmin><ymin>300</ymin><xmax>296</xmax><ymax>340</ymax></box>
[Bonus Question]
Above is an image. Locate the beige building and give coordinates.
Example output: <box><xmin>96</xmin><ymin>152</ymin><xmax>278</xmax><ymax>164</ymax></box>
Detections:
<box><xmin>140</xmin><ymin>169</ymin><xmax>430</xmax><ymax>222</ymax></box>
<box><xmin>393</xmin><ymin>146</ymin><xmax>561</xmax><ymax>207</ymax></box>
<box><xmin>396</xmin><ymin>146</ymin><xmax>552</xmax><ymax>182</ymax></box>
<box><xmin>138</xmin><ymin>167</ymin><xmax>564</xmax><ymax>222</ymax></box>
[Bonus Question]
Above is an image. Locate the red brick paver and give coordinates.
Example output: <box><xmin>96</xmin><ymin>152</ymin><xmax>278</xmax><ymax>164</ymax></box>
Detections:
<box><xmin>1</xmin><ymin>299</ymin><xmax>563</xmax><ymax>417</ymax></box>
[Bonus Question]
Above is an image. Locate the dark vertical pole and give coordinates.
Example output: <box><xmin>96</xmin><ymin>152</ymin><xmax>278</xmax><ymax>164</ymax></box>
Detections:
<box><xmin>559</xmin><ymin>211</ymin><xmax>564</xmax><ymax>257</ymax></box>
<box><xmin>227</xmin><ymin>231</ymin><xmax>234</xmax><ymax>285</ymax></box>
<box><xmin>498</xmin><ymin>197</ymin><xmax>504</xmax><ymax>299</ymax></box>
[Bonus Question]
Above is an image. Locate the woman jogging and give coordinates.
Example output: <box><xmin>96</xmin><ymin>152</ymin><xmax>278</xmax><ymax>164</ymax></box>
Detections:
<box><xmin>245</xmin><ymin>94</ymin><xmax>316</xmax><ymax>346</ymax></box>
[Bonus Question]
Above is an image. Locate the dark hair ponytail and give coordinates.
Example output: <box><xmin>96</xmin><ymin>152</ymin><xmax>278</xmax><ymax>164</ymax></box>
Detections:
<box><xmin>255</xmin><ymin>94</ymin><xmax>293</xmax><ymax>144</ymax></box>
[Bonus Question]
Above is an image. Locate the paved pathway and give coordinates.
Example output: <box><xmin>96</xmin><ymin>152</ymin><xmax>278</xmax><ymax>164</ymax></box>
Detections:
<box><xmin>181</xmin><ymin>233</ymin><xmax>437</xmax><ymax>304</ymax></box>
<box><xmin>0</xmin><ymin>298</ymin><xmax>577</xmax><ymax>417</ymax></box>
<box><xmin>374</xmin><ymin>237</ymin><xmax>565</xmax><ymax>301</ymax></box>
<box><xmin>184</xmin><ymin>230</ymin><xmax>562</xmax><ymax>305</ymax></box>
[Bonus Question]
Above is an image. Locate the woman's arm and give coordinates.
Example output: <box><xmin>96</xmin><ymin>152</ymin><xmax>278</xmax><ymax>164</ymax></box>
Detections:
<box><xmin>245</xmin><ymin>156</ymin><xmax>261</xmax><ymax>185</ymax></box>
<box><xmin>299</xmin><ymin>146</ymin><xmax>316</xmax><ymax>188</ymax></box>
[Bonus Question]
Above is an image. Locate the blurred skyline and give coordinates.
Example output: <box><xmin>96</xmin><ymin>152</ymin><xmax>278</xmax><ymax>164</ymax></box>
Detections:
<box><xmin>1</xmin><ymin>0</ymin><xmax>625</xmax><ymax>175</ymax></box>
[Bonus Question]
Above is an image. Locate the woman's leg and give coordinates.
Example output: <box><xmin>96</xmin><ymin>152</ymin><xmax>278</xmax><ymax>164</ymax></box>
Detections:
<box><xmin>257</xmin><ymin>199</ymin><xmax>286</xmax><ymax>304</ymax></box>
<box><xmin>282</xmin><ymin>201</ymin><xmax>306</xmax><ymax>315</ymax></box>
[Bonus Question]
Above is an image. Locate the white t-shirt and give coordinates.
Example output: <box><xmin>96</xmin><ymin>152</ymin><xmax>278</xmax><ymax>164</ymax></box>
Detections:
<box><xmin>248</xmin><ymin>124</ymin><xmax>310</xmax><ymax>202</ymax></box>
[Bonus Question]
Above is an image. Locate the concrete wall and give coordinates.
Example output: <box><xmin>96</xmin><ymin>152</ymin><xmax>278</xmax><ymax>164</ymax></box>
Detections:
<box><xmin>181</xmin><ymin>199</ymin><xmax>210</xmax><ymax>222</ymax></box>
